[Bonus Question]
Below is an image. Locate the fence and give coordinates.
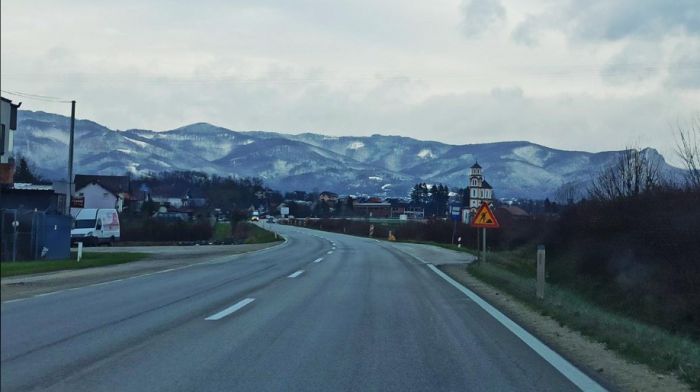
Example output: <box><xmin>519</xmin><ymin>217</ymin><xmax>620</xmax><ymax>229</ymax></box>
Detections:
<box><xmin>0</xmin><ymin>209</ymin><xmax>71</xmax><ymax>261</ymax></box>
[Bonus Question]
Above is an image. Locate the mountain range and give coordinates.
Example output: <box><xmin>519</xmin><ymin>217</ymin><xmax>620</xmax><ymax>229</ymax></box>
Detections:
<box><xmin>10</xmin><ymin>110</ymin><xmax>682</xmax><ymax>199</ymax></box>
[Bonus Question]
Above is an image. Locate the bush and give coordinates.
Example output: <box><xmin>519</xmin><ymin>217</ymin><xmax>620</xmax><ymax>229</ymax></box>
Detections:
<box><xmin>545</xmin><ymin>188</ymin><xmax>700</xmax><ymax>338</ymax></box>
<box><xmin>121</xmin><ymin>217</ymin><xmax>213</xmax><ymax>242</ymax></box>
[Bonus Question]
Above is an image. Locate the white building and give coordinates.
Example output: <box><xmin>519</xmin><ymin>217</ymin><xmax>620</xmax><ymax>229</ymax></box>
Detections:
<box><xmin>1</xmin><ymin>96</ymin><xmax>21</xmax><ymax>165</ymax></box>
<box><xmin>75</xmin><ymin>182</ymin><xmax>121</xmax><ymax>209</ymax></box>
<box><xmin>74</xmin><ymin>174</ymin><xmax>130</xmax><ymax>212</ymax></box>
<box><xmin>467</xmin><ymin>162</ymin><xmax>493</xmax><ymax>210</ymax></box>
<box><xmin>1</xmin><ymin>96</ymin><xmax>21</xmax><ymax>185</ymax></box>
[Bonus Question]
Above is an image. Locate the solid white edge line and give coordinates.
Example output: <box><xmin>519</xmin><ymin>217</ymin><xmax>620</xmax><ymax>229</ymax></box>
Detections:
<box><xmin>426</xmin><ymin>264</ymin><xmax>606</xmax><ymax>392</ymax></box>
<box><xmin>313</xmin><ymin>257</ymin><xmax>323</xmax><ymax>263</ymax></box>
<box><xmin>205</xmin><ymin>298</ymin><xmax>255</xmax><ymax>321</ymax></box>
<box><xmin>288</xmin><ymin>270</ymin><xmax>304</xmax><ymax>278</ymax></box>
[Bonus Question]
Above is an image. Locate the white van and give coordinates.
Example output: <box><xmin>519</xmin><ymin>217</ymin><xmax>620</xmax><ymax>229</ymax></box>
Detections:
<box><xmin>71</xmin><ymin>208</ymin><xmax>120</xmax><ymax>245</ymax></box>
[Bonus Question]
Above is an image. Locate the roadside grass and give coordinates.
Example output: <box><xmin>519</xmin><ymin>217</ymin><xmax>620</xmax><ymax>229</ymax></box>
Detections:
<box><xmin>243</xmin><ymin>223</ymin><xmax>280</xmax><ymax>244</ymax></box>
<box><xmin>455</xmin><ymin>255</ymin><xmax>700</xmax><ymax>390</ymax></box>
<box><xmin>399</xmin><ymin>240</ymin><xmax>477</xmax><ymax>255</ymax></box>
<box><xmin>0</xmin><ymin>252</ymin><xmax>148</xmax><ymax>278</ymax></box>
<box><xmin>212</xmin><ymin>222</ymin><xmax>233</xmax><ymax>242</ymax></box>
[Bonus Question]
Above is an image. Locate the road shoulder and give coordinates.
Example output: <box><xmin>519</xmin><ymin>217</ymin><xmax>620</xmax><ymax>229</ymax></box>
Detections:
<box><xmin>1</xmin><ymin>242</ymin><xmax>283</xmax><ymax>302</ymax></box>
<box><xmin>441</xmin><ymin>264</ymin><xmax>693</xmax><ymax>392</ymax></box>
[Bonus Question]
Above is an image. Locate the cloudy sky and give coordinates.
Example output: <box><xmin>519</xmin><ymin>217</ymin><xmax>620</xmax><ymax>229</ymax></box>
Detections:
<box><xmin>1</xmin><ymin>0</ymin><xmax>698</xmax><ymax>163</ymax></box>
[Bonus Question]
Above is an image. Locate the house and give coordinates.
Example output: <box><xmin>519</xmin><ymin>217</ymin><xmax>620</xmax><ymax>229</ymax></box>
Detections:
<box><xmin>74</xmin><ymin>174</ymin><xmax>130</xmax><ymax>212</ymax></box>
<box><xmin>319</xmin><ymin>191</ymin><xmax>339</xmax><ymax>203</ymax></box>
<box><xmin>467</xmin><ymin>161</ymin><xmax>493</xmax><ymax>210</ymax></box>
<box><xmin>1</xmin><ymin>96</ymin><xmax>21</xmax><ymax>184</ymax></box>
<box><xmin>495</xmin><ymin>205</ymin><xmax>530</xmax><ymax>226</ymax></box>
<box><xmin>354</xmin><ymin>202</ymin><xmax>392</xmax><ymax>218</ymax></box>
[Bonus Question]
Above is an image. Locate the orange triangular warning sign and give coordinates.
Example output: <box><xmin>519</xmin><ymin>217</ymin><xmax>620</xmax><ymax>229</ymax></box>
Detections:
<box><xmin>470</xmin><ymin>202</ymin><xmax>500</xmax><ymax>229</ymax></box>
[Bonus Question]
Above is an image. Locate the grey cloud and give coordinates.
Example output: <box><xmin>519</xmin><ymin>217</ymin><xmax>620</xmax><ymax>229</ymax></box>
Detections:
<box><xmin>601</xmin><ymin>42</ymin><xmax>662</xmax><ymax>85</ymax></box>
<box><xmin>461</xmin><ymin>0</ymin><xmax>506</xmax><ymax>38</ymax></box>
<box><xmin>511</xmin><ymin>15</ymin><xmax>544</xmax><ymax>46</ymax></box>
<box><xmin>514</xmin><ymin>0</ymin><xmax>700</xmax><ymax>45</ymax></box>
<box><xmin>665</xmin><ymin>41</ymin><xmax>700</xmax><ymax>89</ymax></box>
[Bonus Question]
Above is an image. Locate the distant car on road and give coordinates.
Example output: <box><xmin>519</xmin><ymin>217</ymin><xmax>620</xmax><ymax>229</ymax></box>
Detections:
<box><xmin>267</xmin><ymin>217</ymin><xmax>275</xmax><ymax>223</ymax></box>
<box><xmin>251</xmin><ymin>216</ymin><xmax>259</xmax><ymax>221</ymax></box>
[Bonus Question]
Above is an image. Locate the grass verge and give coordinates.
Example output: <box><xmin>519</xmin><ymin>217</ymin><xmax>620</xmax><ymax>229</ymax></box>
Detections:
<box><xmin>212</xmin><ymin>222</ymin><xmax>233</xmax><ymax>242</ymax></box>
<box><xmin>448</xmin><ymin>254</ymin><xmax>700</xmax><ymax>390</ymax></box>
<box><xmin>244</xmin><ymin>223</ymin><xmax>280</xmax><ymax>244</ymax></box>
<box><xmin>399</xmin><ymin>240</ymin><xmax>477</xmax><ymax>255</ymax></box>
<box><xmin>1</xmin><ymin>252</ymin><xmax>148</xmax><ymax>278</ymax></box>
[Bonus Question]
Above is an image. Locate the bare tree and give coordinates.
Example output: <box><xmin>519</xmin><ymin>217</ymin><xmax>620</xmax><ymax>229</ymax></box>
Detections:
<box><xmin>675</xmin><ymin>115</ymin><xmax>700</xmax><ymax>190</ymax></box>
<box><xmin>555</xmin><ymin>181</ymin><xmax>580</xmax><ymax>205</ymax></box>
<box><xmin>589</xmin><ymin>145</ymin><xmax>662</xmax><ymax>200</ymax></box>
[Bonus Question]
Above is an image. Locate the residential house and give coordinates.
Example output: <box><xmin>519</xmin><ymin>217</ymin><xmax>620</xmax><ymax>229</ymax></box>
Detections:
<box><xmin>319</xmin><ymin>191</ymin><xmax>339</xmax><ymax>203</ymax></box>
<box><xmin>74</xmin><ymin>174</ymin><xmax>130</xmax><ymax>212</ymax></box>
<box><xmin>354</xmin><ymin>202</ymin><xmax>392</xmax><ymax>218</ymax></box>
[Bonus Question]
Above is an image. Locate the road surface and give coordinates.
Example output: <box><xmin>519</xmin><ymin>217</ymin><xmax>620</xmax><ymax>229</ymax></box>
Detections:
<box><xmin>1</xmin><ymin>225</ymin><xmax>603</xmax><ymax>391</ymax></box>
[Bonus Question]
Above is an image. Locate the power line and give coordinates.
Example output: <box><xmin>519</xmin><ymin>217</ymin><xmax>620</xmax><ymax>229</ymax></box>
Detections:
<box><xmin>0</xmin><ymin>89</ymin><xmax>72</xmax><ymax>103</ymax></box>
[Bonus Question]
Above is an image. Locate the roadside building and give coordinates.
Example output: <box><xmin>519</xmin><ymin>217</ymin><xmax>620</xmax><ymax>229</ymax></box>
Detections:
<box><xmin>354</xmin><ymin>202</ymin><xmax>392</xmax><ymax>218</ymax></box>
<box><xmin>74</xmin><ymin>174</ymin><xmax>130</xmax><ymax>212</ymax></box>
<box><xmin>319</xmin><ymin>191</ymin><xmax>339</xmax><ymax>203</ymax></box>
<box><xmin>1</xmin><ymin>96</ymin><xmax>21</xmax><ymax>184</ymax></box>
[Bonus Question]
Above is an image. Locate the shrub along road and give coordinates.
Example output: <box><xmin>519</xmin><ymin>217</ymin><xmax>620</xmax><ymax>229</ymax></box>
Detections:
<box><xmin>0</xmin><ymin>224</ymin><xmax>607</xmax><ymax>392</ymax></box>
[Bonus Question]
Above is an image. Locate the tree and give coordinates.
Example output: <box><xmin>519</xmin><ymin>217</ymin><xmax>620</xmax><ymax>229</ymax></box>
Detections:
<box><xmin>589</xmin><ymin>146</ymin><xmax>662</xmax><ymax>200</ymax></box>
<box><xmin>13</xmin><ymin>156</ymin><xmax>45</xmax><ymax>183</ymax></box>
<box><xmin>555</xmin><ymin>181</ymin><xmax>580</xmax><ymax>205</ymax></box>
<box><xmin>410</xmin><ymin>183</ymin><xmax>429</xmax><ymax>205</ymax></box>
<box><xmin>675</xmin><ymin>115</ymin><xmax>700</xmax><ymax>190</ymax></box>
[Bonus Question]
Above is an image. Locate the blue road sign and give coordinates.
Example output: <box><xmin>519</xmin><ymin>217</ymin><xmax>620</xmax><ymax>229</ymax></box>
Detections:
<box><xmin>450</xmin><ymin>205</ymin><xmax>462</xmax><ymax>222</ymax></box>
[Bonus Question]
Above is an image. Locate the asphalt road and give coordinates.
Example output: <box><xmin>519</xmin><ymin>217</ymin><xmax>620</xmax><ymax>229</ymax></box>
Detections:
<box><xmin>1</xmin><ymin>225</ymin><xmax>601</xmax><ymax>391</ymax></box>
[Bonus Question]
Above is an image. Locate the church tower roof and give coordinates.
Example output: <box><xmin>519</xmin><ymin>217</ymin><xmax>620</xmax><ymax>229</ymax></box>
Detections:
<box><xmin>471</xmin><ymin>161</ymin><xmax>482</xmax><ymax>169</ymax></box>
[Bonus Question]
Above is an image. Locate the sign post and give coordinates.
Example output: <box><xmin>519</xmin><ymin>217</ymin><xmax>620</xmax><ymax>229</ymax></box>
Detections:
<box><xmin>470</xmin><ymin>202</ymin><xmax>500</xmax><ymax>262</ymax></box>
<box><xmin>450</xmin><ymin>204</ymin><xmax>461</xmax><ymax>244</ymax></box>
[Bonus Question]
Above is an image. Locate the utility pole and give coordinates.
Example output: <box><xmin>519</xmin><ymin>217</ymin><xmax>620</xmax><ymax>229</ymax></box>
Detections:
<box><xmin>66</xmin><ymin>100</ymin><xmax>76</xmax><ymax>215</ymax></box>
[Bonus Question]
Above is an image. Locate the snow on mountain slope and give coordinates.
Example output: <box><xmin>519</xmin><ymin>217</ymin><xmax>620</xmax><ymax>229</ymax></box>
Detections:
<box><xmin>11</xmin><ymin>110</ymin><xmax>682</xmax><ymax>198</ymax></box>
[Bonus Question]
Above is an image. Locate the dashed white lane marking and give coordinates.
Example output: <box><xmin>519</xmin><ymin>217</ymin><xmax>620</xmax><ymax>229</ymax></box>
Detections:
<box><xmin>288</xmin><ymin>270</ymin><xmax>305</xmax><ymax>278</ymax></box>
<box><xmin>205</xmin><ymin>298</ymin><xmax>255</xmax><ymax>321</ymax></box>
<box><xmin>426</xmin><ymin>264</ymin><xmax>606</xmax><ymax>392</ymax></box>
<box><xmin>1</xmin><ymin>239</ymin><xmax>291</xmax><ymax>305</ymax></box>
<box><xmin>313</xmin><ymin>257</ymin><xmax>323</xmax><ymax>263</ymax></box>
<box><xmin>327</xmin><ymin>251</ymin><xmax>333</xmax><ymax>255</ymax></box>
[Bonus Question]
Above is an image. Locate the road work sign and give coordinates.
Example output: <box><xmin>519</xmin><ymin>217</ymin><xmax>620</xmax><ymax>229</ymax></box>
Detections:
<box><xmin>470</xmin><ymin>202</ymin><xmax>500</xmax><ymax>229</ymax></box>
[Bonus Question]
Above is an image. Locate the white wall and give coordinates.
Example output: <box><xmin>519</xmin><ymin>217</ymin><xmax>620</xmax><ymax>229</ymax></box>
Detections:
<box><xmin>76</xmin><ymin>183</ymin><xmax>118</xmax><ymax>209</ymax></box>
<box><xmin>1</xmin><ymin>100</ymin><xmax>13</xmax><ymax>163</ymax></box>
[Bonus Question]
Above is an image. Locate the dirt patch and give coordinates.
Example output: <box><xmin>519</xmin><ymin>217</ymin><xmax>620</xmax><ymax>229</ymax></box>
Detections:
<box><xmin>441</xmin><ymin>265</ymin><xmax>692</xmax><ymax>392</ymax></box>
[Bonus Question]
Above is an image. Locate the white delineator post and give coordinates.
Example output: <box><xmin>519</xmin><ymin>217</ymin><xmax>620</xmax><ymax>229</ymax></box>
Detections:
<box><xmin>536</xmin><ymin>245</ymin><xmax>545</xmax><ymax>300</ymax></box>
<box><xmin>77</xmin><ymin>242</ymin><xmax>83</xmax><ymax>262</ymax></box>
